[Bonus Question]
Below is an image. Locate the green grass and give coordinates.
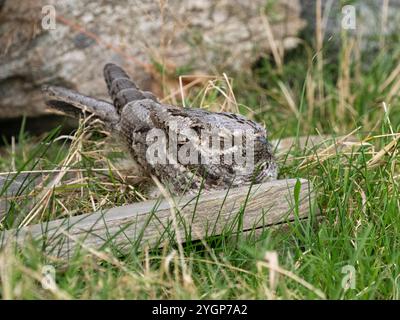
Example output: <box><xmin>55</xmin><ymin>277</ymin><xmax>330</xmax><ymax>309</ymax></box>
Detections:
<box><xmin>1</xmin><ymin>8</ymin><xmax>400</xmax><ymax>299</ymax></box>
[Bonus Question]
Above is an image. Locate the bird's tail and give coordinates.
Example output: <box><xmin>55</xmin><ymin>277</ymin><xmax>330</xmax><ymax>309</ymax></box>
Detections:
<box><xmin>42</xmin><ymin>85</ymin><xmax>119</xmax><ymax>125</ymax></box>
<box><xmin>103</xmin><ymin>63</ymin><xmax>157</xmax><ymax>113</ymax></box>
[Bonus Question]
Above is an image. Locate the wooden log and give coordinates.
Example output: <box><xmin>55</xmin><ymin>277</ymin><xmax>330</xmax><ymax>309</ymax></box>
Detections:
<box><xmin>0</xmin><ymin>178</ymin><xmax>317</xmax><ymax>259</ymax></box>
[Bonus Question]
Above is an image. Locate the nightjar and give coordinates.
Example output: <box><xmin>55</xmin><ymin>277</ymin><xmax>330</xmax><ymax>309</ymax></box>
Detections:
<box><xmin>43</xmin><ymin>63</ymin><xmax>277</xmax><ymax>194</ymax></box>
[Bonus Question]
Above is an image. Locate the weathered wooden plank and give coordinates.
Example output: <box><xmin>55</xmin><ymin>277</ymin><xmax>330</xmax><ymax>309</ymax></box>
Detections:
<box><xmin>1</xmin><ymin>178</ymin><xmax>316</xmax><ymax>259</ymax></box>
<box><xmin>0</xmin><ymin>172</ymin><xmax>46</xmax><ymax>219</ymax></box>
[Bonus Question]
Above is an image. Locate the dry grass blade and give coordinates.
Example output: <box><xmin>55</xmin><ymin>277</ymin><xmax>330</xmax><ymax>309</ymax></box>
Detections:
<box><xmin>380</xmin><ymin>62</ymin><xmax>400</xmax><ymax>92</ymax></box>
<box><xmin>151</xmin><ymin>175</ymin><xmax>193</xmax><ymax>288</ymax></box>
<box><xmin>260</xmin><ymin>8</ymin><xmax>283</xmax><ymax>72</ymax></box>
<box><xmin>18</xmin><ymin>116</ymin><xmax>94</xmax><ymax>227</ymax></box>
<box><xmin>278</xmin><ymin>81</ymin><xmax>300</xmax><ymax>119</ymax></box>
<box><xmin>297</xmin><ymin>128</ymin><xmax>363</xmax><ymax>169</ymax></box>
<box><xmin>256</xmin><ymin>259</ymin><xmax>326</xmax><ymax>299</ymax></box>
<box><xmin>367</xmin><ymin>135</ymin><xmax>400</xmax><ymax>168</ymax></box>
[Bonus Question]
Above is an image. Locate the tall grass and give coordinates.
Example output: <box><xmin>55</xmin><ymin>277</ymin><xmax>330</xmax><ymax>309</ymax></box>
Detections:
<box><xmin>0</xmin><ymin>0</ymin><xmax>400</xmax><ymax>299</ymax></box>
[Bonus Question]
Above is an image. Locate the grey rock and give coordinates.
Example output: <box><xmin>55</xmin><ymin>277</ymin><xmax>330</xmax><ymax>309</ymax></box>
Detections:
<box><xmin>0</xmin><ymin>0</ymin><xmax>305</xmax><ymax>123</ymax></box>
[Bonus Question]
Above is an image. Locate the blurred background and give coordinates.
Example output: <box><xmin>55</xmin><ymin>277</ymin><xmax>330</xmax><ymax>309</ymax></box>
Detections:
<box><xmin>1</xmin><ymin>0</ymin><xmax>399</xmax><ymax>140</ymax></box>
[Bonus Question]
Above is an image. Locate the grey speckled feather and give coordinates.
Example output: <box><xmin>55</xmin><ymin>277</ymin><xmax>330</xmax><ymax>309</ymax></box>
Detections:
<box><xmin>43</xmin><ymin>63</ymin><xmax>277</xmax><ymax>193</ymax></box>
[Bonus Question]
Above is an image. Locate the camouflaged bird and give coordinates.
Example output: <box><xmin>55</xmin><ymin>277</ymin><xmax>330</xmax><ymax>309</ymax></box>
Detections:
<box><xmin>43</xmin><ymin>63</ymin><xmax>277</xmax><ymax>193</ymax></box>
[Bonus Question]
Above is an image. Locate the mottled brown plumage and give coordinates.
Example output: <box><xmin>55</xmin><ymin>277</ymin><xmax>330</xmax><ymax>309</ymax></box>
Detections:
<box><xmin>43</xmin><ymin>63</ymin><xmax>277</xmax><ymax>193</ymax></box>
